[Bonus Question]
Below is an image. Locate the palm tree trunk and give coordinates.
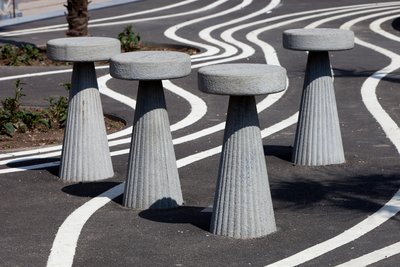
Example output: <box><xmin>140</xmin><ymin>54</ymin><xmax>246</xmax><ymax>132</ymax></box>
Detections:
<box><xmin>65</xmin><ymin>0</ymin><xmax>89</xmax><ymax>36</ymax></box>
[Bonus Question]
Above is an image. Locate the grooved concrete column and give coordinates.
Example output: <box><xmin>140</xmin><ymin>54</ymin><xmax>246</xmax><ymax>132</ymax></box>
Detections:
<box><xmin>59</xmin><ymin>62</ymin><xmax>114</xmax><ymax>182</ymax></box>
<box><xmin>123</xmin><ymin>80</ymin><xmax>183</xmax><ymax>209</ymax></box>
<box><xmin>47</xmin><ymin>37</ymin><xmax>120</xmax><ymax>181</ymax></box>
<box><xmin>292</xmin><ymin>51</ymin><xmax>345</xmax><ymax>166</ymax></box>
<box><xmin>283</xmin><ymin>28</ymin><xmax>354</xmax><ymax>166</ymax></box>
<box><xmin>210</xmin><ymin>96</ymin><xmax>276</xmax><ymax>238</ymax></box>
<box><xmin>198</xmin><ymin>63</ymin><xmax>287</xmax><ymax>239</ymax></box>
<box><xmin>110</xmin><ymin>51</ymin><xmax>191</xmax><ymax>210</ymax></box>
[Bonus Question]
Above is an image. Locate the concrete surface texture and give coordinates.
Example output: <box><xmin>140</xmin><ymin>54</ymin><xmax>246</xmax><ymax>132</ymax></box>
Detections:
<box><xmin>210</xmin><ymin>95</ymin><xmax>277</xmax><ymax>239</ymax></box>
<box><xmin>199</xmin><ymin>63</ymin><xmax>285</xmax><ymax>238</ymax></box>
<box><xmin>110</xmin><ymin>51</ymin><xmax>191</xmax><ymax>80</ymax></box>
<box><xmin>198</xmin><ymin>63</ymin><xmax>287</xmax><ymax>95</ymax></box>
<box><xmin>47</xmin><ymin>37</ymin><xmax>121</xmax><ymax>62</ymax></box>
<box><xmin>292</xmin><ymin>51</ymin><xmax>346</xmax><ymax>166</ymax></box>
<box><xmin>283</xmin><ymin>28</ymin><xmax>355</xmax><ymax>51</ymax></box>
<box><xmin>59</xmin><ymin>62</ymin><xmax>114</xmax><ymax>181</ymax></box>
<box><xmin>123</xmin><ymin>80</ymin><xmax>184</xmax><ymax>209</ymax></box>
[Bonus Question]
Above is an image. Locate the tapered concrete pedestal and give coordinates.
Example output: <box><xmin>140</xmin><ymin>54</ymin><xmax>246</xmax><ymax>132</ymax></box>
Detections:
<box><xmin>110</xmin><ymin>51</ymin><xmax>191</xmax><ymax>210</ymax></box>
<box><xmin>198</xmin><ymin>64</ymin><xmax>287</xmax><ymax>239</ymax></box>
<box><xmin>47</xmin><ymin>37</ymin><xmax>120</xmax><ymax>182</ymax></box>
<box><xmin>283</xmin><ymin>28</ymin><xmax>354</xmax><ymax>166</ymax></box>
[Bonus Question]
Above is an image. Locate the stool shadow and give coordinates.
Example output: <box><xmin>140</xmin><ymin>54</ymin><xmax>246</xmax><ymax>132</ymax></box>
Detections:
<box><xmin>62</xmin><ymin>182</ymin><xmax>122</xmax><ymax>204</ymax></box>
<box><xmin>332</xmin><ymin>68</ymin><xmax>400</xmax><ymax>84</ymax></box>
<box><xmin>6</xmin><ymin>158</ymin><xmax>60</xmax><ymax>176</ymax></box>
<box><xmin>272</xmin><ymin>173</ymin><xmax>400</xmax><ymax>217</ymax></box>
<box><xmin>139</xmin><ymin>206</ymin><xmax>212</xmax><ymax>232</ymax></box>
<box><xmin>392</xmin><ymin>17</ymin><xmax>400</xmax><ymax>31</ymax></box>
<box><xmin>263</xmin><ymin>145</ymin><xmax>293</xmax><ymax>162</ymax></box>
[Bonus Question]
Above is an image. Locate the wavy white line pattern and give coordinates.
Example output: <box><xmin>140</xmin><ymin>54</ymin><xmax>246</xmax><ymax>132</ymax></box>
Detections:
<box><xmin>1</xmin><ymin>0</ymin><xmax>400</xmax><ymax>266</ymax></box>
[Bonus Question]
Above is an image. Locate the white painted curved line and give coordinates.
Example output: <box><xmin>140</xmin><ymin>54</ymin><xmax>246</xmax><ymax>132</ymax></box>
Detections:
<box><xmin>46</xmin><ymin>183</ymin><xmax>125</xmax><ymax>267</ymax></box>
<box><xmin>0</xmin><ymin>144</ymin><xmax>63</xmax><ymax>160</ymax></box>
<box><xmin>163</xmin><ymin>80</ymin><xmax>208</xmax><ymax>132</ymax></box>
<box><xmin>191</xmin><ymin>3</ymin><xmax>400</xmax><ymax>69</ymax></box>
<box><xmin>370</xmin><ymin>13</ymin><xmax>400</xmax><ymax>42</ymax></box>
<box><xmin>191</xmin><ymin>0</ymin><xmax>281</xmax><ymax>61</ymax></box>
<box><xmin>265</xmin><ymin>9</ymin><xmax>400</xmax><ymax>267</ymax></box>
<box><xmin>336</xmin><ymin>240</ymin><xmax>400</xmax><ymax>266</ymax></box>
<box><xmin>186</xmin><ymin>2</ymin><xmax>397</xmax><ymax>65</ymax></box>
<box><xmin>164</xmin><ymin>0</ymin><xmax>253</xmax><ymax>59</ymax></box>
<box><xmin>305</xmin><ymin>5</ymin><xmax>400</xmax><ymax>28</ymax></box>
<box><xmin>342</xmin><ymin>9</ymin><xmax>400</xmax><ymax>153</ymax></box>
<box><xmin>266</xmin><ymin>190</ymin><xmax>400</xmax><ymax>267</ymax></box>
<box><xmin>192</xmin><ymin>1</ymin><xmax>400</xmax><ymax>63</ymax></box>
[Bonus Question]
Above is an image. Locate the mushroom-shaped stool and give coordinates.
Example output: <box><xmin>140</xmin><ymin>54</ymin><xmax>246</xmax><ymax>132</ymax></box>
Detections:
<box><xmin>47</xmin><ymin>37</ymin><xmax>120</xmax><ymax>182</ymax></box>
<box><xmin>110</xmin><ymin>51</ymin><xmax>191</xmax><ymax>210</ymax></box>
<box><xmin>283</xmin><ymin>28</ymin><xmax>354</xmax><ymax>166</ymax></box>
<box><xmin>198</xmin><ymin>63</ymin><xmax>287</xmax><ymax>239</ymax></box>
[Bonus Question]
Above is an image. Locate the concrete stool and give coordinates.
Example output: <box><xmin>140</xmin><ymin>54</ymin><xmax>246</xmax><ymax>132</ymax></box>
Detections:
<box><xmin>198</xmin><ymin>63</ymin><xmax>286</xmax><ymax>239</ymax></box>
<box><xmin>47</xmin><ymin>37</ymin><xmax>120</xmax><ymax>182</ymax></box>
<box><xmin>110</xmin><ymin>51</ymin><xmax>191</xmax><ymax>210</ymax></box>
<box><xmin>283</xmin><ymin>28</ymin><xmax>354</xmax><ymax>166</ymax></box>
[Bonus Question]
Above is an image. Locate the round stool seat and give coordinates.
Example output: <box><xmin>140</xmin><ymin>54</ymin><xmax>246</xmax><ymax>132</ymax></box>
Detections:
<box><xmin>47</xmin><ymin>37</ymin><xmax>120</xmax><ymax>62</ymax></box>
<box><xmin>110</xmin><ymin>51</ymin><xmax>191</xmax><ymax>80</ymax></box>
<box><xmin>283</xmin><ymin>28</ymin><xmax>354</xmax><ymax>51</ymax></box>
<box><xmin>198</xmin><ymin>64</ymin><xmax>286</xmax><ymax>95</ymax></box>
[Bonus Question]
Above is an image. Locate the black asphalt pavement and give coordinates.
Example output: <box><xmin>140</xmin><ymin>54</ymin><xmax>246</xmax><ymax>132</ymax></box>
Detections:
<box><xmin>1</xmin><ymin>0</ymin><xmax>400</xmax><ymax>266</ymax></box>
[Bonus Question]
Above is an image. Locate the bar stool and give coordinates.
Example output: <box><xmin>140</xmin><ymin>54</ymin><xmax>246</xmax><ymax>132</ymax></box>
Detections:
<box><xmin>198</xmin><ymin>63</ymin><xmax>286</xmax><ymax>239</ymax></box>
<box><xmin>283</xmin><ymin>28</ymin><xmax>354</xmax><ymax>166</ymax></box>
<box><xmin>110</xmin><ymin>51</ymin><xmax>191</xmax><ymax>209</ymax></box>
<box><xmin>47</xmin><ymin>37</ymin><xmax>120</xmax><ymax>182</ymax></box>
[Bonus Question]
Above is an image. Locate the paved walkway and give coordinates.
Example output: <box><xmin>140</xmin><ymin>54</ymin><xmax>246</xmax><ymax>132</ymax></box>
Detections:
<box><xmin>18</xmin><ymin>0</ymin><xmax>111</xmax><ymax>17</ymax></box>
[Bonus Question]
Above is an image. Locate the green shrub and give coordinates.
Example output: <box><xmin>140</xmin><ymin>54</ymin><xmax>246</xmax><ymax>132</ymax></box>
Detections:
<box><xmin>0</xmin><ymin>80</ymin><xmax>69</xmax><ymax>137</ymax></box>
<box><xmin>0</xmin><ymin>44</ymin><xmax>44</xmax><ymax>66</ymax></box>
<box><xmin>118</xmin><ymin>25</ymin><xmax>141</xmax><ymax>52</ymax></box>
<box><xmin>0</xmin><ymin>80</ymin><xmax>50</xmax><ymax>136</ymax></box>
<box><xmin>47</xmin><ymin>93</ymin><xmax>68</xmax><ymax>128</ymax></box>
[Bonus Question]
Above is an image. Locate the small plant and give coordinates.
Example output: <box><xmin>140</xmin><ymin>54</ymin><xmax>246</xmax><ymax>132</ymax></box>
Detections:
<box><xmin>47</xmin><ymin>96</ymin><xmax>68</xmax><ymax>128</ymax></box>
<box><xmin>2</xmin><ymin>79</ymin><xmax>25</xmax><ymax>119</ymax></box>
<box><xmin>0</xmin><ymin>80</ymin><xmax>50</xmax><ymax>136</ymax></box>
<box><xmin>118</xmin><ymin>25</ymin><xmax>141</xmax><ymax>52</ymax></box>
<box><xmin>0</xmin><ymin>43</ymin><xmax>44</xmax><ymax>66</ymax></box>
<box><xmin>21</xmin><ymin>44</ymin><xmax>43</xmax><ymax>61</ymax></box>
<box><xmin>46</xmin><ymin>82</ymin><xmax>70</xmax><ymax>128</ymax></box>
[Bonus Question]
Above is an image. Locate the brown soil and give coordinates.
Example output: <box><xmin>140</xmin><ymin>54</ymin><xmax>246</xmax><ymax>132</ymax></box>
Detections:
<box><xmin>0</xmin><ymin>115</ymin><xmax>125</xmax><ymax>151</ymax></box>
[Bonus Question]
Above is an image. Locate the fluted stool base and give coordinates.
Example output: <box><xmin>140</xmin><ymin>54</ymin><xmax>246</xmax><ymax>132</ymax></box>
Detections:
<box><xmin>123</xmin><ymin>80</ymin><xmax>183</xmax><ymax>210</ymax></box>
<box><xmin>292</xmin><ymin>51</ymin><xmax>345</xmax><ymax>166</ymax></box>
<box><xmin>59</xmin><ymin>62</ymin><xmax>114</xmax><ymax>182</ymax></box>
<box><xmin>211</xmin><ymin>96</ymin><xmax>276</xmax><ymax>239</ymax></box>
